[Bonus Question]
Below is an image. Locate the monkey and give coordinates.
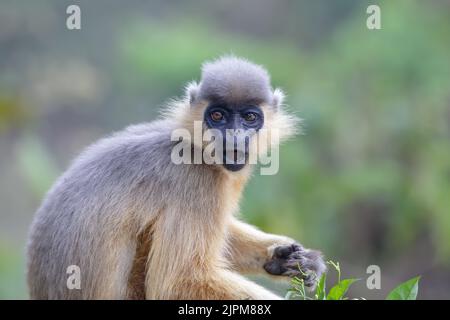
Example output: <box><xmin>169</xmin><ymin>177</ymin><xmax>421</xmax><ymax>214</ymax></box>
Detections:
<box><xmin>26</xmin><ymin>56</ymin><xmax>326</xmax><ymax>300</ymax></box>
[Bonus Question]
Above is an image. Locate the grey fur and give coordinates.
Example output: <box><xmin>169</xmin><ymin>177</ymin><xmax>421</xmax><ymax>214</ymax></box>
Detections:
<box><xmin>196</xmin><ymin>56</ymin><xmax>274</xmax><ymax>105</ymax></box>
<box><xmin>27</xmin><ymin>118</ymin><xmax>221</xmax><ymax>299</ymax></box>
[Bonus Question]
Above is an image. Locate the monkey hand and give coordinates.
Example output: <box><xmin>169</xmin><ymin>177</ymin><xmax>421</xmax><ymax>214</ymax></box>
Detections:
<box><xmin>263</xmin><ymin>243</ymin><xmax>326</xmax><ymax>289</ymax></box>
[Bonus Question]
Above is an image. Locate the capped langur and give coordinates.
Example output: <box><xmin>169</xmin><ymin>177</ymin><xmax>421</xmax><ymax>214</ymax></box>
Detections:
<box><xmin>27</xmin><ymin>56</ymin><xmax>326</xmax><ymax>299</ymax></box>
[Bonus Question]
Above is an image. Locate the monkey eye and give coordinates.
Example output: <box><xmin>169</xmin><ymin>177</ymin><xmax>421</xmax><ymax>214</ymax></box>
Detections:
<box><xmin>210</xmin><ymin>111</ymin><xmax>224</xmax><ymax>122</ymax></box>
<box><xmin>244</xmin><ymin>112</ymin><xmax>257</xmax><ymax>122</ymax></box>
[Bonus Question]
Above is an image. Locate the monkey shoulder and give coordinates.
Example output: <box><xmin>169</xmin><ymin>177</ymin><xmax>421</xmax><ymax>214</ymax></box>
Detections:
<box><xmin>56</xmin><ymin>120</ymin><xmax>202</xmax><ymax>196</ymax></box>
<box><xmin>37</xmin><ymin>119</ymin><xmax>214</xmax><ymax>223</ymax></box>
<box><xmin>71</xmin><ymin>121</ymin><xmax>176</xmax><ymax>181</ymax></box>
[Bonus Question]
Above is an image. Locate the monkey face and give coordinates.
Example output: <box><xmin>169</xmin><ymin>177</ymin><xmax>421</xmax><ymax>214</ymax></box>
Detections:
<box><xmin>204</xmin><ymin>103</ymin><xmax>264</xmax><ymax>171</ymax></box>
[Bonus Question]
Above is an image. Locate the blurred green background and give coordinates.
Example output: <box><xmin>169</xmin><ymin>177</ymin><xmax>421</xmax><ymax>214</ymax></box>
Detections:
<box><xmin>1</xmin><ymin>0</ymin><xmax>450</xmax><ymax>299</ymax></box>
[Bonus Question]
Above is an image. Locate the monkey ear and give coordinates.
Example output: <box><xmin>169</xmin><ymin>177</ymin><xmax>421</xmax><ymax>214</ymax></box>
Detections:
<box><xmin>185</xmin><ymin>81</ymin><xmax>200</xmax><ymax>105</ymax></box>
<box><xmin>272</xmin><ymin>88</ymin><xmax>285</xmax><ymax>110</ymax></box>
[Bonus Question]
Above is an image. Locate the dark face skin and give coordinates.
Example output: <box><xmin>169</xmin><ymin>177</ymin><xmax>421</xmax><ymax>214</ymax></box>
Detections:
<box><xmin>204</xmin><ymin>101</ymin><xmax>264</xmax><ymax>171</ymax></box>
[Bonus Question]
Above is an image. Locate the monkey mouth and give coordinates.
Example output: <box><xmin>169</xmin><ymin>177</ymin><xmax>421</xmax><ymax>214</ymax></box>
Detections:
<box><xmin>224</xmin><ymin>149</ymin><xmax>247</xmax><ymax>165</ymax></box>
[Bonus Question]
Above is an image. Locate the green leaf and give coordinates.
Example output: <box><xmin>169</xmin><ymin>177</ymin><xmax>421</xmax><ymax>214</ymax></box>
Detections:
<box><xmin>327</xmin><ymin>278</ymin><xmax>359</xmax><ymax>300</ymax></box>
<box><xmin>315</xmin><ymin>273</ymin><xmax>327</xmax><ymax>300</ymax></box>
<box><xmin>386</xmin><ymin>276</ymin><xmax>420</xmax><ymax>300</ymax></box>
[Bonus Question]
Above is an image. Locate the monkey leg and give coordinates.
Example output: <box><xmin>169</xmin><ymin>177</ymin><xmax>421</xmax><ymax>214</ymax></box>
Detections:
<box><xmin>226</xmin><ymin>218</ymin><xmax>326</xmax><ymax>289</ymax></box>
<box><xmin>143</xmin><ymin>211</ymin><xmax>281</xmax><ymax>300</ymax></box>
<box><xmin>84</xmin><ymin>237</ymin><xmax>138</xmax><ymax>299</ymax></box>
<box><xmin>185</xmin><ymin>269</ymin><xmax>282</xmax><ymax>300</ymax></box>
<box><xmin>146</xmin><ymin>267</ymin><xmax>281</xmax><ymax>300</ymax></box>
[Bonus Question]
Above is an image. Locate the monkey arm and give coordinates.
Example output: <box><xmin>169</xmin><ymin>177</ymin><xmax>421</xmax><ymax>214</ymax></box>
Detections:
<box><xmin>225</xmin><ymin>218</ymin><xmax>293</xmax><ymax>274</ymax></box>
<box><xmin>226</xmin><ymin>218</ymin><xmax>326</xmax><ymax>287</ymax></box>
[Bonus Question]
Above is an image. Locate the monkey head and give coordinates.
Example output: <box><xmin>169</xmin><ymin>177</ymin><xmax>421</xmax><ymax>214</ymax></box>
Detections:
<box><xmin>181</xmin><ymin>56</ymin><xmax>298</xmax><ymax>172</ymax></box>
